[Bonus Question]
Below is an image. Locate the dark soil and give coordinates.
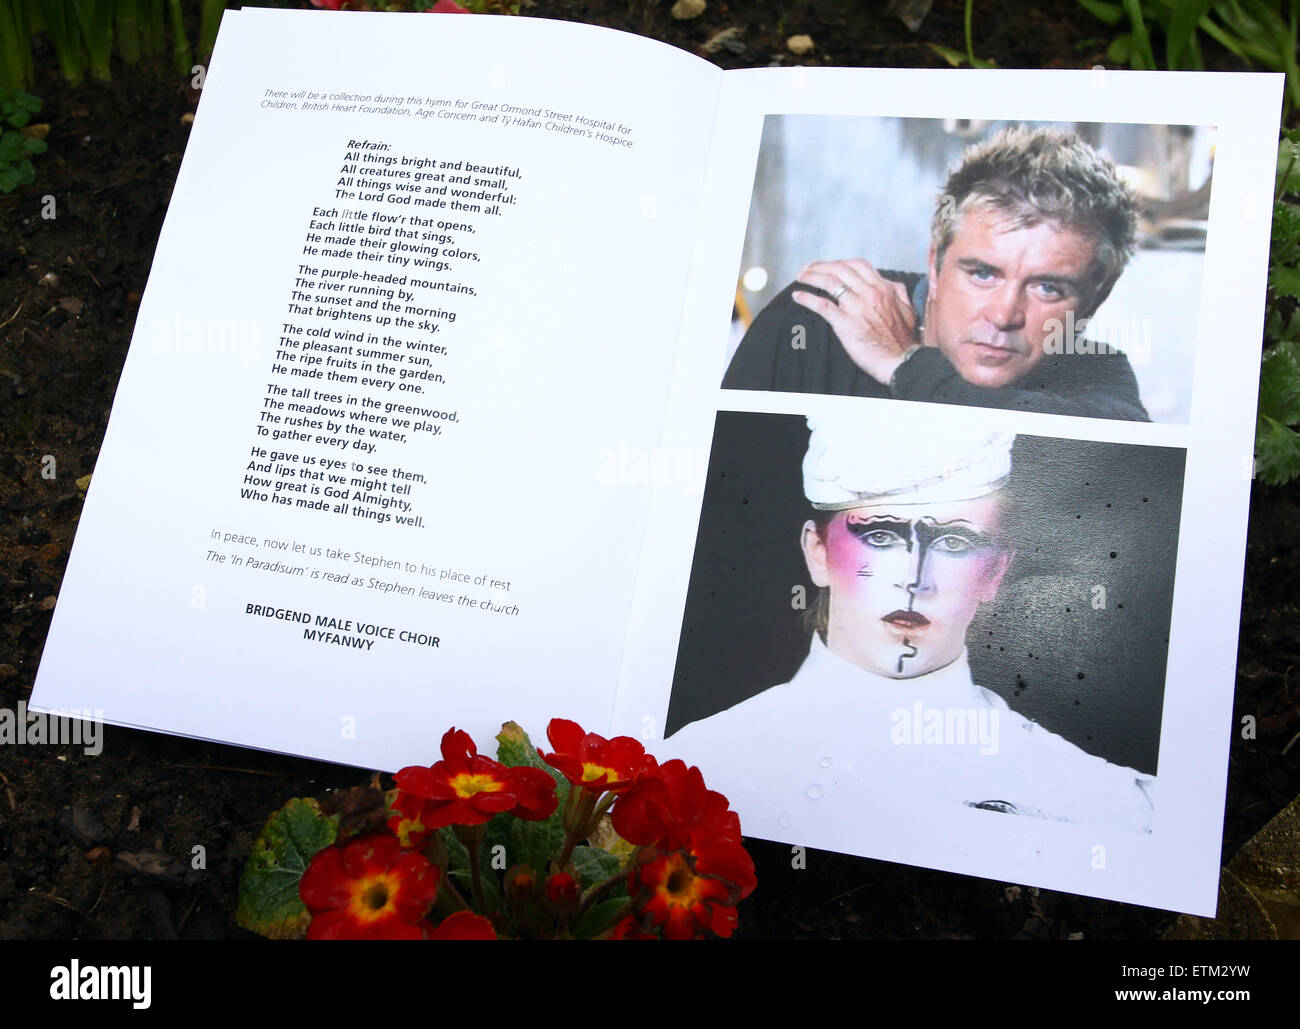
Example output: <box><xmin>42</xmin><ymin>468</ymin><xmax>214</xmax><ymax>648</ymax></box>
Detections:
<box><xmin>2</xmin><ymin>0</ymin><xmax>1297</xmax><ymax>940</ymax></box>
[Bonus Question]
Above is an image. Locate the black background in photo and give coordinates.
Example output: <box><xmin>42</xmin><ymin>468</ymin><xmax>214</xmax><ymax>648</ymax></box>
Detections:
<box><xmin>664</xmin><ymin>411</ymin><xmax>1184</xmax><ymax>774</ymax></box>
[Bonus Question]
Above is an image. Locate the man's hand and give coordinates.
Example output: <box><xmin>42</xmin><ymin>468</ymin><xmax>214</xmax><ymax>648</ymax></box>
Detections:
<box><xmin>791</xmin><ymin>259</ymin><xmax>920</xmax><ymax>384</ymax></box>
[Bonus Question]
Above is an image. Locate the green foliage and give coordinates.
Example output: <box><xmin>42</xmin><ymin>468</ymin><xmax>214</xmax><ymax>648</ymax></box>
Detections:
<box><xmin>0</xmin><ymin>1</ymin><xmax>35</xmax><ymax>91</ymax></box>
<box><xmin>438</xmin><ymin>824</ymin><xmax>505</xmax><ymax>911</ymax></box>
<box><xmin>71</xmin><ymin>1</ymin><xmax>113</xmax><ymax>80</ymax></box>
<box><xmin>1077</xmin><ymin>1</ymin><xmax>1300</xmax><ymax>113</ymax></box>
<box><xmin>510</xmin><ymin>811</ymin><xmax>565</xmax><ymax>872</ymax></box>
<box><xmin>1081</xmin><ymin>10</ymin><xmax>1300</xmax><ymax>483</ymax></box>
<box><xmin>927</xmin><ymin>0</ymin><xmax>997</xmax><ymax>68</ymax></box>
<box><xmin>495</xmin><ymin>719</ymin><xmax>569</xmax><ymax>871</ymax></box>
<box><xmin>236</xmin><ymin>797</ymin><xmax>338</xmax><ymax>939</ymax></box>
<box><xmin>0</xmin><ymin>89</ymin><xmax>45</xmax><ymax>193</ymax></box>
<box><xmin>496</xmin><ymin>720</ymin><xmax>569</xmax><ymax>803</ymax></box>
<box><xmin>569</xmin><ymin>843</ymin><xmax>623</xmax><ymax>888</ymax></box>
<box><xmin>3</xmin><ymin>0</ymin><xmax>244</xmax><ymax>89</ymax></box>
<box><xmin>572</xmin><ymin>897</ymin><xmax>628</xmax><ymax>938</ymax></box>
<box><xmin>1256</xmin><ymin>344</ymin><xmax>1300</xmax><ymax>484</ymax></box>
<box><xmin>1256</xmin><ymin>133</ymin><xmax>1300</xmax><ymax>485</ymax></box>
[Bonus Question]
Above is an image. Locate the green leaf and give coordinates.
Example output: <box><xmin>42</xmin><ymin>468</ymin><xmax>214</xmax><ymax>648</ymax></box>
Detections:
<box><xmin>572</xmin><ymin>898</ymin><xmax>630</xmax><ymax>939</ymax></box>
<box><xmin>511</xmin><ymin>813</ymin><xmax>565</xmax><ymax>874</ymax></box>
<box><xmin>439</xmin><ymin>824</ymin><xmax>471</xmax><ymax>875</ymax></box>
<box><xmin>926</xmin><ymin>42</ymin><xmax>968</xmax><ymax>67</ymax></box>
<box><xmin>496</xmin><ymin>721</ymin><xmax>569</xmax><ymax>802</ymax></box>
<box><xmin>1167</xmin><ymin>0</ymin><xmax>1213</xmax><ymax>69</ymax></box>
<box><xmin>1121</xmin><ymin>0</ymin><xmax>1157</xmax><ymax>68</ymax></box>
<box><xmin>1077</xmin><ymin>0</ymin><xmax>1125</xmax><ymax>26</ymax></box>
<box><xmin>22</xmin><ymin>137</ymin><xmax>46</xmax><ymax>156</ymax></box>
<box><xmin>484</xmin><ymin>810</ymin><xmax>513</xmax><ymax>866</ymax></box>
<box><xmin>1255</xmin><ymin>416</ymin><xmax>1300</xmax><ymax>485</ymax></box>
<box><xmin>495</xmin><ymin>722</ymin><xmax>570</xmax><ymax>874</ymax></box>
<box><xmin>570</xmin><ymin>844</ymin><xmax>623</xmax><ymax>889</ymax></box>
<box><xmin>1278</xmin><ymin>138</ymin><xmax>1300</xmax><ymax>197</ymax></box>
<box><xmin>235</xmin><ymin>797</ymin><xmax>338</xmax><ymax>940</ymax></box>
<box><xmin>1107</xmin><ymin>32</ymin><xmax>1132</xmax><ymax>63</ymax></box>
<box><xmin>440</xmin><ymin>826</ymin><xmax>504</xmax><ymax>913</ymax></box>
<box><xmin>0</xmin><ymin>166</ymin><xmax>18</xmax><ymax>193</ymax></box>
<box><xmin>16</xmin><ymin>158</ymin><xmax>33</xmax><ymax>185</ymax></box>
<box><xmin>1269</xmin><ymin>263</ymin><xmax>1300</xmax><ymax>301</ymax></box>
<box><xmin>1273</xmin><ymin>200</ymin><xmax>1300</xmax><ymax>244</ymax></box>
<box><xmin>6</xmin><ymin>107</ymin><xmax>29</xmax><ymax>128</ymax></box>
<box><xmin>1258</xmin><ymin>340</ymin><xmax>1300</xmax><ymax>424</ymax></box>
<box><xmin>1265</xmin><ymin>305</ymin><xmax>1300</xmax><ymax>344</ymax></box>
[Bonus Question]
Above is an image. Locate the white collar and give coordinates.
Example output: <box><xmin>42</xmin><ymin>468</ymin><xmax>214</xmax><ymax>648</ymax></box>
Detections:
<box><xmin>789</xmin><ymin>633</ymin><xmax>997</xmax><ymax>713</ymax></box>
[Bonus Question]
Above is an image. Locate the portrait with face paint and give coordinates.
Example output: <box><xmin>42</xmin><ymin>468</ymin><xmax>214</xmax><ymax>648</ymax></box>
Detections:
<box><xmin>663</xmin><ymin>408</ymin><xmax>1181</xmax><ymax>837</ymax></box>
<box><xmin>801</xmin><ymin>497</ymin><xmax>1013</xmax><ymax>680</ymax></box>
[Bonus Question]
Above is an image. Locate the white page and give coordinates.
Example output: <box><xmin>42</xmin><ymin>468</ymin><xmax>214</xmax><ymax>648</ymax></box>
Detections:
<box><xmin>31</xmin><ymin>9</ymin><xmax>722</xmax><ymax>770</ymax></box>
<box><xmin>616</xmin><ymin>67</ymin><xmax>1281</xmax><ymax>915</ymax></box>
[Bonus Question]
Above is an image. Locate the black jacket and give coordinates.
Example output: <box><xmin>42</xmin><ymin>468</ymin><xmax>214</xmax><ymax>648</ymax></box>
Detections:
<box><xmin>723</xmin><ymin>272</ymin><xmax>1151</xmax><ymax>422</ymax></box>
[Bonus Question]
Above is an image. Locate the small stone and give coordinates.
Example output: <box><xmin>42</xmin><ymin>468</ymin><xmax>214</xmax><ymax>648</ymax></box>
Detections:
<box><xmin>37</xmin><ymin>595</ymin><xmax>56</xmax><ymax>611</ymax></box>
<box><xmin>670</xmin><ymin>0</ymin><xmax>705</xmax><ymax>19</ymax></box>
<box><xmin>114</xmin><ymin>849</ymin><xmax>189</xmax><ymax>886</ymax></box>
<box><xmin>60</xmin><ymin>805</ymin><xmax>108</xmax><ymax>846</ymax></box>
<box><xmin>884</xmin><ymin>0</ymin><xmax>933</xmax><ymax>32</ymax></box>
<box><xmin>180</xmin><ymin>112</ymin><xmax>195</xmax><ymax>125</ymax></box>
<box><xmin>787</xmin><ymin>35</ymin><xmax>815</xmax><ymax>56</ymax></box>
<box><xmin>702</xmin><ymin>27</ymin><xmax>745</xmax><ymax>55</ymax></box>
<box><xmin>39</xmin><ymin>272</ymin><xmax>59</xmax><ymax>288</ymax></box>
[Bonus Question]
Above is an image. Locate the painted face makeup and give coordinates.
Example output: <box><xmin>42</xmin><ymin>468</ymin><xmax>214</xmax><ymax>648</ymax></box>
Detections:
<box><xmin>806</xmin><ymin>495</ymin><xmax>1012</xmax><ymax>680</ymax></box>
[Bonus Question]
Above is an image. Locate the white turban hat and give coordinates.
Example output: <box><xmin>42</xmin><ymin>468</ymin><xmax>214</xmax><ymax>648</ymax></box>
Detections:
<box><xmin>803</xmin><ymin>414</ymin><xmax>1014</xmax><ymax>510</ymax></box>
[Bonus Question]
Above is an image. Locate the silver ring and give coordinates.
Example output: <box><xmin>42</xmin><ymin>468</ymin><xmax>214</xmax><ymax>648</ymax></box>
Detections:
<box><xmin>831</xmin><ymin>283</ymin><xmax>850</xmax><ymax>302</ymax></box>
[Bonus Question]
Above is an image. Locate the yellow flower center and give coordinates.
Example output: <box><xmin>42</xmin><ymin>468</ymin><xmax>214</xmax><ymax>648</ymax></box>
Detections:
<box><xmin>348</xmin><ymin>873</ymin><xmax>399</xmax><ymax>922</ymax></box>
<box><xmin>658</xmin><ymin>853</ymin><xmax>704</xmax><ymax>907</ymax></box>
<box><xmin>451</xmin><ymin>772</ymin><xmax>505</xmax><ymax>798</ymax></box>
<box><xmin>581</xmin><ymin>762</ymin><xmax>619</xmax><ymax>783</ymax></box>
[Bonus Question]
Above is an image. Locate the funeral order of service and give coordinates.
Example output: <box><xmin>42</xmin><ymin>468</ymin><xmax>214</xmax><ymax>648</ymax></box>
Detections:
<box><xmin>30</xmin><ymin>10</ymin><xmax>722</xmax><ymax>769</ymax></box>
<box><xmin>31</xmin><ymin>9</ymin><xmax>1283</xmax><ymax>916</ymax></box>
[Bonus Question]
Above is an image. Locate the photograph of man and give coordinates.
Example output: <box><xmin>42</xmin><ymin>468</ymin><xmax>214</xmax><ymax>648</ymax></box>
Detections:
<box><xmin>663</xmin><ymin>410</ymin><xmax>1183</xmax><ymax>837</ymax></box>
<box><xmin>724</xmin><ymin>119</ymin><xmax>1213</xmax><ymax>423</ymax></box>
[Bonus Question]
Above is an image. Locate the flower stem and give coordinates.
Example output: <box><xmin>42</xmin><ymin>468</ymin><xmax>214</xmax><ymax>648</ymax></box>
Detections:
<box><xmin>467</xmin><ymin>834</ymin><xmax>488</xmax><ymax>912</ymax></box>
<box><xmin>590</xmin><ymin>901</ymin><xmax>635</xmax><ymax>939</ymax></box>
<box><xmin>436</xmin><ymin>877</ymin><xmax>470</xmax><ymax>913</ymax></box>
<box><xmin>573</xmin><ymin>864</ymin><xmax>631</xmax><ymax>925</ymax></box>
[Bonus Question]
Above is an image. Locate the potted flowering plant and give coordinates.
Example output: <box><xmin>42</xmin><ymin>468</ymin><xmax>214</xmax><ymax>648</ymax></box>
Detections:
<box><xmin>236</xmin><ymin>719</ymin><xmax>756</xmax><ymax>939</ymax></box>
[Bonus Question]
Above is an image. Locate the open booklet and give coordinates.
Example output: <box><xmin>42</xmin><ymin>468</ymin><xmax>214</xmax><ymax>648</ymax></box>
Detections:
<box><xmin>32</xmin><ymin>7</ymin><xmax>1281</xmax><ymax>916</ymax></box>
